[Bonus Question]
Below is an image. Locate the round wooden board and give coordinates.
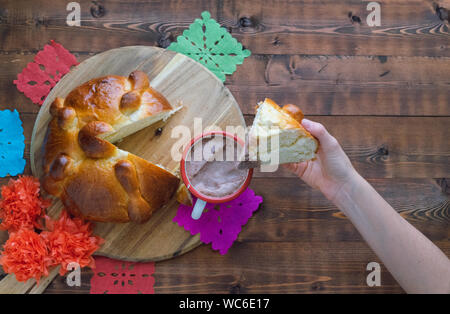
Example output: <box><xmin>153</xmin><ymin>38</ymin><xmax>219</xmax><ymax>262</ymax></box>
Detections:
<box><xmin>30</xmin><ymin>46</ymin><xmax>246</xmax><ymax>262</ymax></box>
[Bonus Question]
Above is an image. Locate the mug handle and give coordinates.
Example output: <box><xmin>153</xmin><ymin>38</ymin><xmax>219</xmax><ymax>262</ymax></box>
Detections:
<box><xmin>191</xmin><ymin>199</ymin><xmax>207</xmax><ymax>220</ymax></box>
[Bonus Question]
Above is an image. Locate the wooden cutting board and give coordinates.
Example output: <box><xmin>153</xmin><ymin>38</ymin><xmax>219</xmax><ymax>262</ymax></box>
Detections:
<box><xmin>30</xmin><ymin>46</ymin><xmax>246</xmax><ymax>262</ymax></box>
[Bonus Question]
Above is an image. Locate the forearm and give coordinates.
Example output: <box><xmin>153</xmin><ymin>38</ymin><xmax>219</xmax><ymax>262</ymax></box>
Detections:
<box><xmin>332</xmin><ymin>172</ymin><xmax>450</xmax><ymax>294</ymax></box>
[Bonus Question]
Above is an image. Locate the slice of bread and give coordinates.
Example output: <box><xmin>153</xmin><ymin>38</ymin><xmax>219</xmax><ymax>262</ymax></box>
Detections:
<box><xmin>249</xmin><ymin>98</ymin><xmax>318</xmax><ymax>164</ymax></box>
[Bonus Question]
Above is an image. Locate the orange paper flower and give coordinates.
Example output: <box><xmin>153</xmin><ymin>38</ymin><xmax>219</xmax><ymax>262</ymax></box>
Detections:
<box><xmin>41</xmin><ymin>211</ymin><xmax>104</xmax><ymax>275</ymax></box>
<box><xmin>0</xmin><ymin>176</ymin><xmax>103</xmax><ymax>281</ymax></box>
<box><xmin>0</xmin><ymin>176</ymin><xmax>51</xmax><ymax>232</ymax></box>
<box><xmin>0</xmin><ymin>229</ymin><xmax>50</xmax><ymax>283</ymax></box>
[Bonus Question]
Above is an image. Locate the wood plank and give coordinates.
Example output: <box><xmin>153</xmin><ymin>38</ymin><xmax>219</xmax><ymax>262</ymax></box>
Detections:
<box><xmin>0</xmin><ymin>113</ymin><xmax>448</xmax><ymax>180</ymax></box>
<box><xmin>0</xmin><ymin>53</ymin><xmax>91</xmax><ymax>114</ymax></box>
<box><xmin>42</xmin><ymin>242</ymin><xmax>406</xmax><ymax>294</ymax></box>
<box><xmin>150</xmin><ymin>241</ymin><xmax>449</xmax><ymax>294</ymax></box>
<box><xmin>2</xmin><ymin>177</ymin><xmax>446</xmax><ymax>244</ymax></box>
<box><xmin>44</xmin><ymin>271</ymin><xmax>92</xmax><ymax>294</ymax></box>
<box><xmin>245</xmin><ymin>178</ymin><xmax>449</xmax><ymax>243</ymax></box>
<box><xmin>245</xmin><ymin>115</ymin><xmax>450</xmax><ymax>178</ymax></box>
<box><xmin>1</xmin><ymin>0</ymin><xmax>449</xmax><ymax>295</ymax></box>
<box><xmin>2</xmin><ymin>53</ymin><xmax>450</xmax><ymax>116</ymax></box>
<box><xmin>230</xmin><ymin>55</ymin><xmax>450</xmax><ymax>115</ymax></box>
<box><xmin>3</xmin><ymin>160</ymin><xmax>447</xmax><ymax>293</ymax></box>
<box><xmin>38</xmin><ymin>176</ymin><xmax>450</xmax><ymax>294</ymax></box>
<box><xmin>0</xmin><ymin>0</ymin><xmax>448</xmax><ymax>56</ymax></box>
<box><xmin>0</xmin><ymin>52</ymin><xmax>94</xmax><ymax>114</ymax></box>
<box><xmin>43</xmin><ymin>241</ymin><xmax>450</xmax><ymax>294</ymax></box>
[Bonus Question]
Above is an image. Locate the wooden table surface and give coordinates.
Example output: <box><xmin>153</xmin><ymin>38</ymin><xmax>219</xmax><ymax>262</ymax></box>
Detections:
<box><xmin>0</xmin><ymin>0</ymin><xmax>449</xmax><ymax>294</ymax></box>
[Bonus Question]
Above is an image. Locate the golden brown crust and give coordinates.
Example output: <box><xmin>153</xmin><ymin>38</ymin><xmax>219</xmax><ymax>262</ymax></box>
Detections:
<box><xmin>63</xmin><ymin>75</ymin><xmax>128</xmax><ymax>126</ymax></box>
<box><xmin>43</xmin><ymin>70</ymin><xmax>180</xmax><ymax>223</ymax></box>
<box><xmin>78</xmin><ymin>121</ymin><xmax>116</xmax><ymax>159</ymax></box>
<box><xmin>261</xmin><ymin>98</ymin><xmax>319</xmax><ymax>153</ymax></box>
<box><xmin>282</xmin><ymin>104</ymin><xmax>304</xmax><ymax>123</ymax></box>
<box><xmin>176</xmin><ymin>183</ymin><xmax>193</xmax><ymax>206</ymax></box>
<box><xmin>120</xmin><ymin>91</ymin><xmax>141</xmax><ymax>114</ymax></box>
<box><xmin>114</xmin><ymin>160</ymin><xmax>153</xmax><ymax>223</ymax></box>
<box><xmin>49</xmin><ymin>97</ymin><xmax>64</xmax><ymax>116</ymax></box>
<box><xmin>261</xmin><ymin>98</ymin><xmax>302</xmax><ymax>129</ymax></box>
<box><xmin>128</xmin><ymin>70</ymin><xmax>149</xmax><ymax>90</ymax></box>
<box><xmin>128</xmin><ymin>154</ymin><xmax>180</xmax><ymax>212</ymax></box>
<box><xmin>62</xmin><ymin>158</ymin><xmax>130</xmax><ymax>222</ymax></box>
<box><xmin>49</xmin><ymin>154</ymin><xmax>73</xmax><ymax>181</ymax></box>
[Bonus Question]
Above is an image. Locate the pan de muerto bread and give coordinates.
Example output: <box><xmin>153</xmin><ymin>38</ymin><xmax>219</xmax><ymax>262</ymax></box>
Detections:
<box><xmin>42</xmin><ymin>70</ymin><xmax>188</xmax><ymax>223</ymax></box>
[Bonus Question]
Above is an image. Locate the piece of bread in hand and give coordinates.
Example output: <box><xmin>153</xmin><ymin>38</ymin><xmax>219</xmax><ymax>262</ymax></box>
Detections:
<box><xmin>249</xmin><ymin>98</ymin><xmax>318</xmax><ymax>164</ymax></box>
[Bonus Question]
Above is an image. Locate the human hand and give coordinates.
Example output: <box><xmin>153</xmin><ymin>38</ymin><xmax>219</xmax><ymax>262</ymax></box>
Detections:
<box><xmin>284</xmin><ymin>119</ymin><xmax>358</xmax><ymax>202</ymax></box>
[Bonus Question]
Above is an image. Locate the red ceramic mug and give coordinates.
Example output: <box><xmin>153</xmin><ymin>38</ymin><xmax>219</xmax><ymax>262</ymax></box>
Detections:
<box><xmin>180</xmin><ymin>131</ymin><xmax>253</xmax><ymax>220</ymax></box>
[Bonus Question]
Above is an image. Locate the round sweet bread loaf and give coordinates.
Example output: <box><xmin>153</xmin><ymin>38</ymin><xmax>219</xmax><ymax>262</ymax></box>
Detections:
<box><xmin>42</xmin><ymin>71</ymin><xmax>183</xmax><ymax>223</ymax></box>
